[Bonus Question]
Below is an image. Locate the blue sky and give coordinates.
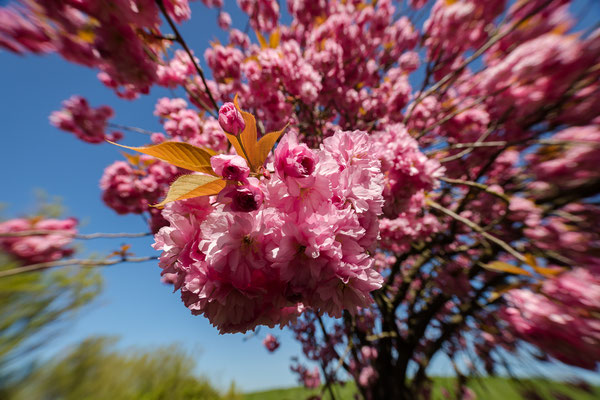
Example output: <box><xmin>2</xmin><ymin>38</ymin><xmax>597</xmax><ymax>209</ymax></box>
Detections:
<box><xmin>1</xmin><ymin>0</ymin><xmax>600</xmax><ymax>393</ymax></box>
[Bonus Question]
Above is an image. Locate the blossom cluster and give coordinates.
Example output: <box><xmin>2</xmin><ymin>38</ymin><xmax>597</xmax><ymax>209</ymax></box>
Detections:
<box><xmin>262</xmin><ymin>334</ymin><xmax>280</xmax><ymax>352</ymax></box>
<box><xmin>0</xmin><ymin>217</ymin><xmax>77</xmax><ymax>264</ymax></box>
<box><xmin>98</xmin><ymin>96</ymin><xmax>231</xmax><ymax>232</ymax></box>
<box><xmin>238</xmin><ymin>0</ymin><xmax>279</xmax><ymax>33</ymax></box>
<box><xmin>372</xmin><ymin>123</ymin><xmax>444</xmax><ymax>217</ymax></box>
<box><xmin>0</xmin><ymin>0</ymin><xmax>194</xmax><ymax>98</ymax></box>
<box><xmin>153</xmin><ymin>129</ymin><xmax>385</xmax><ymax>333</ymax></box>
<box><xmin>50</xmin><ymin>95</ymin><xmax>122</xmax><ymax>144</ymax></box>
<box><xmin>290</xmin><ymin>363</ymin><xmax>321</xmax><ymax>389</ymax></box>
<box><xmin>100</xmin><ymin>156</ymin><xmax>179</xmax><ymax>233</ymax></box>
<box><xmin>527</xmin><ymin>125</ymin><xmax>600</xmax><ymax>196</ymax></box>
<box><xmin>502</xmin><ymin>264</ymin><xmax>600</xmax><ymax>370</ymax></box>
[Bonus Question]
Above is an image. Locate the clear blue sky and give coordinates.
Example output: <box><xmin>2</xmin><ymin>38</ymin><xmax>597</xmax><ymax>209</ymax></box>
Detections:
<box><xmin>1</xmin><ymin>0</ymin><xmax>599</xmax><ymax>393</ymax></box>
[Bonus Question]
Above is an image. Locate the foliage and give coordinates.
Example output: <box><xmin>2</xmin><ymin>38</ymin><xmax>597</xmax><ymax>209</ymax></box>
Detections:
<box><xmin>7</xmin><ymin>336</ymin><xmax>238</xmax><ymax>400</ymax></box>
<box><xmin>0</xmin><ymin>255</ymin><xmax>102</xmax><ymax>395</ymax></box>
<box><xmin>0</xmin><ymin>194</ymin><xmax>102</xmax><ymax>396</ymax></box>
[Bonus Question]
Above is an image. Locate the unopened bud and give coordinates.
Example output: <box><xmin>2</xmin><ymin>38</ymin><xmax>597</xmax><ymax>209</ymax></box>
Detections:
<box><xmin>218</xmin><ymin>102</ymin><xmax>245</xmax><ymax>135</ymax></box>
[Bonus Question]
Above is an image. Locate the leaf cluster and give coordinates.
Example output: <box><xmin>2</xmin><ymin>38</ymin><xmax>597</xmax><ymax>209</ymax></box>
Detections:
<box><xmin>111</xmin><ymin>95</ymin><xmax>286</xmax><ymax>208</ymax></box>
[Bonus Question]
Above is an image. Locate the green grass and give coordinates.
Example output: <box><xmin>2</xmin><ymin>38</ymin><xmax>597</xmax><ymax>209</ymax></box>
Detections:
<box><xmin>243</xmin><ymin>382</ymin><xmax>356</xmax><ymax>400</ymax></box>
<box><xmin>243</xmin><ymin>377</ymin><xmax>600</xmax><ymax>400</ymax></box>
<box><xmin>433</xmin><ymin>377</ymin><xmax>600</xmax><ymax>400</ymax></box>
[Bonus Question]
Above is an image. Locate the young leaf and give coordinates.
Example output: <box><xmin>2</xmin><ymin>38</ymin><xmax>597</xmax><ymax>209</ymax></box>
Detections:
<box><xmin>230</xmin><ymin>95</ymin><xmax>260</xmax><ymax>171</ymax></box>
<box><xmin>255</xmin><ymin>29</ymin><xmax>280</xmax><ymax>49</ymax></box>
<box><xmin>523</xmin><ymin>254</ymin><xmax>564</xmax><ymax>277</ymax></box>
<box><xmin>269</xmin><ymin>28</ymin><xmax>281</xmax><ymax>48</ymax></box>
<box><xmin>257</xmin><ymin>124</ymin><xmax>288</xmax><ymax>167</ymax></box>
<box><xmin>256</xmin><ymin>31</ymin><xmax>268</xmax><ymax>48</ymax></box>
<box><xmin>533</xmin><ymin>266</ymin><xmax>564</xmax><ymax>277</ymax></box>
<box><xmin>153</xmin><ymin>174</ymin><xmax>226</xmax><ymax>208</ymax></box>
<box><xmin>108</xmin><ymin>141</ymin><xmax>216</xmax><ymax>175</ymax></box>
<box><xmin>224</xmin><ymin>132</ymin><xmax>246</xmax><ymax>160</ymax></box>
<box><xmin>223</xmin><ymin>95</ymin><xmax>288</xmax><ymax>172</ymax></box>
<box><xmin>77</xmin><ymin>27</ymin><xmax>96</xmax><ymax>43</ymax></box>
<box><xmin>483</xmin><ymin>261</ymin><xmax>532</xmax><ymax>276</ymax></box>
<box><xmin>524</xmin><ymin>253</ymin><xmax>538</xmax><ymax>268</ymax></box>
<box><xmin>121</xmin><ymin>152</ymin><xmax>140</xmax><ymax>167</ymax></box>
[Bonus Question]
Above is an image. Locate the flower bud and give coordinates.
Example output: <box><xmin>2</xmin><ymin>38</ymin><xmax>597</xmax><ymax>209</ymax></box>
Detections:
<box><xmin>218</xmin><ymin>102</ymin><xmax>245</xmax><ymax>135</ymax></box>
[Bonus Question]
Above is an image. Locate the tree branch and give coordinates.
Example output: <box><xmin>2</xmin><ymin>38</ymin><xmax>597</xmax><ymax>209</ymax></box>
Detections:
<box><xmin>426</xmin><ymin>199</ymin><xmax>526</xmax><ymax>263</ymax></box>
<box><xmin>156</xmin><ymin>0</ymin><xmax>219</xmax><ymax>116</ymax></box>
<box><xmin>440</xmin><ymin>177</ymin><xmax>511</xmax><ymax>204</ymax></box>
<box><xmin>0</xmin><ymin>231</ymin><xmax>152</xmax><ymax>239</ymax></box>
<box><xmin>108</xmin><ymin>123</ymin><xmax>154</xmax><ymax>136</ymax></box>
<box><xmin>0</xmin><ymin>256</ymin><xmax>158</xmax><ymax>278</ymax></box>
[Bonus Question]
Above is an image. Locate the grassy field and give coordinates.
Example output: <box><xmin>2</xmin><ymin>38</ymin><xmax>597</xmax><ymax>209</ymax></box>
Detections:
<box><xmin>243</xmin><ymin>377</ymin><xmax>600</xmax><ymax>400</ymax></box>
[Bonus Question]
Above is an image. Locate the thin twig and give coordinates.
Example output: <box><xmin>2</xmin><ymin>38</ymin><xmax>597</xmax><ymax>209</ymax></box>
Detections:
<box><xmin>365</xmin><ymin>331</ymin><xmax>398</xmax><ymax>342</ymax></box>
<box><xmin>437</xmin><ymin>137</ymin><xmax>600</xmax><ymax>162</ymax></box>
<box><xmin>108</xmin><ymin>123</ymin><xmax>155</xmax><ymax>136</ymax></box>
<box><xmin>439</xmin><ymin>127</ymin><xmax>493</xmax><ymax>163</ymax></box>
<box><xmin>148</xmin><ymin>33</ymin><xmax>177</xmax><ymax>41</ymax></box>
<box><xmin>444</xmin><ymin>141</ymin><xmax>507</xmax><ymax>150</ymax></box>
<box><xmin>440</xmin><ymin>177</ymin><xmax>511</xmax><ymax>204</ymax></box>
<box><xmin>0</xmin><ymin>256</ymin><xmax>158</xmax><ymax>278</ymax></box>
<box><xmin>331</xmin><ymin>343</ymin><xmax>352</xmax><ymax>377</ymax></box>
<box><xmin>156</xmin><ymin>0</ymin><xmax>220</xmax><ymax>115</ymax></box>
<box><xmin>183</xmin><ymin>80</ymin><xmax>215</xmax><ymax>115</ymax></box>
<box><xmin>415</xmin><ymin>85</ymin><xmax>510</xmax><ymax>140</ymax></box>
<box><xmin>0</xmin><ymin>230</ymin><xmax>152</xmax><ymax>239</ymax></box>
<box><xmin>426</xmin><ymin>199</ymin><xmax>526</xmax><ymax>263</ymax></box>
<box><xmin>446</xmin><ymin>139</ymin><xmax>600</xmax><ymax>150</ymax></box>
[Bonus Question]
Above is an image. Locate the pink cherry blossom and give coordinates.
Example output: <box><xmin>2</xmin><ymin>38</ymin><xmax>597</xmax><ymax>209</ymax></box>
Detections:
<box><xmin>263</xmin><ymin>334</ymin><xmax>280</xmax><ymax>352</ymax></box>
<box><xmin>0</xmin><ymin>217</ymin><xmax>77</xmax><ymax>264</ymax></box>
<box><xmin>50</xmin><ymin>96</ymin><xmax>121</xmax><ymax>144</ymax></box>
<box><xmin>211</xmin><ymin>155</ymin><xmax>250</xmax><ymax>181</ymax></box>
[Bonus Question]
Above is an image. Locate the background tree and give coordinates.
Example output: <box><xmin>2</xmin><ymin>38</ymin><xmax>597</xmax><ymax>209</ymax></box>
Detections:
<box><xmin>0</xmin><ymin>214</ymin><xmax>102</xmax><ymax>397</ymax></box>
<box><xmin>8</xmin><ymin>336</ymin><xmax>239</xmax><ymax>400</ymax></box>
